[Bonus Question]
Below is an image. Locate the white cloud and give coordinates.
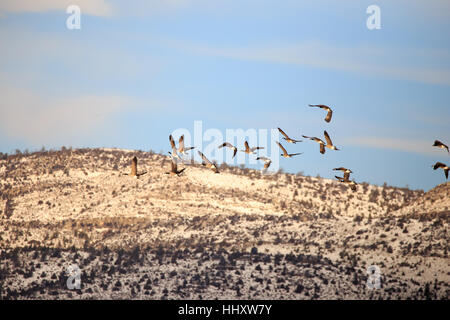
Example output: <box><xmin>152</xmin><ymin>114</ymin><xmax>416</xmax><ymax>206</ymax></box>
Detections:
<box><xmin>0</xmin><ymin>26</ymin><xmax>164</xmax><ymax>147</ymax></box>
<box><xmin>108</xmin><ymin>0</ymin><xmax>226</xmax><ymax>17</ymax></box>
<box><xmin>0</xmin><ymin>27</ymin><xmax>160</xmax><ymax>86</ymax></box>
<box><xmin>0</xmin><ymin>85</ymin><xmax>133</xmax><ymax>145</ymax></box>
<box><xmin>0</xmin><ymin>0</ymin><xmax>113</xmax><ymax>17</ymax></box>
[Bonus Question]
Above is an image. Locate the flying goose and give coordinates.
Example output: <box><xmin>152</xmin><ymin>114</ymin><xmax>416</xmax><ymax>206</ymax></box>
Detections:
<box><xmin>309</xmin><ymin>104</ymin><xmax>333</xmax><ymax>123</ymax></box>
<box><xmin>323</xmin><ymin>131</ymin><xmax>339</xmax><ymax>151</ymax></box>
<box><xmin>302</xmin><ymin>135</ymin><xmax>326</xmax><ymax>154</ymax></box>
<box><xmin>433</xmin><ymin>140</ymin><xmax>449</xmax><ymax>153</ymax></box>
<box><xmin>198</xmin><ymin>151</ymin><xmax>219</xmax><ymax>173</ymax></box>
<box><xmin>256</xmin><ymin>156</ymin><xmax>272</xmax><ymax>170</ymax></box>
<box><xmin>218</xmin><ymin>142</ymin><xmax>237</xmax><ymax>159</ymax></box>
<box><xmin>335</xmin><ymin>175</ymin><xmax>358</xmax><ymax>191</ymax></box>
<box><xmin>333</xmin><ymin>167</ymin><xmax>353</xmax><ymax>181</ymax></box>
<box><xmin>123</xmin><ymin>156</ymin><xmax>147</xmax><ymax>177</ymax></box>
<box><xmin>278</xmin><ymin>128</ymin><xmax>302</xmax><ymax>144</ymax></box>
<box><xmin>303</xmin><ymin>131</ymin><xmax>339</xmax><ymax>154</ymax></box>
<box><xmin>168</xmin><ymin>134</ymin><xmax>181</xmax><ymax>159</ymax></box>
<box><xmin>432</xmin><ymin>162</ymin><xmax>449</xmax><ymax>179</ymax></box>
<box><xmin>276</xmin><ymin>141</ymin><xmax>303</xmax><ymax>158</ymax></box>
<box><xmin>241</xmin><ymin>141</ymin><xmax>264</xmax><ymax>155</ymax></box>
<box><xmin>165</xmin><ymin>159</ymin><xmax>186</xmax><ymax>176</ymax></box>
<box><xmin>168</xmin><ymin>134</ymin><xmax>195</xmax><ymax>157</ymax></box>
<box><xmin>177</xmin><ymin>135</ymin><xmax>195</xmax><ymax>154</ymax></box>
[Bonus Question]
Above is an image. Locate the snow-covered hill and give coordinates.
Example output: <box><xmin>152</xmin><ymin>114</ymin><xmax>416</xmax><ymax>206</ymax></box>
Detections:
<box><xmin>0</xmin><ymin>148</ymin><xmax>448</xmax><ymax>299</ymax></box>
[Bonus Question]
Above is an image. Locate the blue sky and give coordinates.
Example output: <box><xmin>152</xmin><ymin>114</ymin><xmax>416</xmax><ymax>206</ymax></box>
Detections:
<box><xmin>0</xmin><ymin>0</ymin><xmax>449</xmax><ymax>191</ymax></box>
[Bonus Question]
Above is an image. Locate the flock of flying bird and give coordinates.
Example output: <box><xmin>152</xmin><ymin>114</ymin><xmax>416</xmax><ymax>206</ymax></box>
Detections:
<box><xmin>125</xmin><ymin>104</ymin><xmax>449</xmax><ymax>189</ymax></box>
<box><xmin>432</xmin><ymin>140</ymin><xmax>449</xmax><ymax>179</ymax></box>
<box><xmin>165</xmin><ymin>104</ymin><xmax>360</xmax><ymax>191</ymax></box>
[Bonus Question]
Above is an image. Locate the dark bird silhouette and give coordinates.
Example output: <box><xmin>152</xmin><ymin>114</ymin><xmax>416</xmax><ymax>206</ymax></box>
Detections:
<box><xmin>302</xmin><ymin>135</ymin><xmax>326</xmax><ymax>154</ymax></box>
<box><xmin>169</xmin><ymin>134</ymin><xmax>195</xmax><ymax>158</ymax></box>
<box><xmin>177</xmin><ymin>135</ymin><xmax>195</xmax><ymax>154</ymax></box>
<box><xmin>241</xmin><ymin>141</ymin><xmax>264</xmax><ymax>155</ymax></box>
<box><xmin>333</xmin><ymin>167</ymin><xmax>353</xmax><ymax>181</ymax></box>
<box><xmin>165</xmin><ymin>159</ymin><xmax>186</xmax><ymax>176</ymax></box>
<box><xmin>278</xmin><ymin>127</ymin><xmax>302</xmax><ymax>144</ymax></box>
<box><xmin>323</xmin><ymin>131</ymin><xmax>339</xmax><ymax>151</ymax></box>
<box><xmin>256</xmin><ymin>156</ymin><xmax>272</xmax><ymax>170</ymax></box>
<box><xmin>168</xmin><ymin>134</ymin><xmax>180</xmax><ymax>159</ymax></box>
<box><xmin>335</xmin><ymin>175</ymin><xmax>357</xmax><ymax>191</ymax></box>
<box><xmin>309</xmin><ymin>104</ymin><xmax>333</xmax><ymax>123</ymax></box>
<box><xmin>123</xmin><ymin>156</ymin><xmax>147</xmax><ymax>177</ymax></box>
<box><xmin>198</xmin><ymin>151</ymin><xmax>219</xmax><ymax>173</ymax></box>
<box><xmin>433</xmin><ymin>140</ymin><xmax>449</xmax><ymax>153</ymax></box>
<box><xmin>432</xmin><ymin>162</ymin><xmax>449</xmax><ymax>179</ymax></box>
<box><xmin>303</xmin><ymin>131</ymin><xmax>339</xmax><ymax>154</ymax></box>
<box><xmin>276</xmin><ymin>141</ymin><xmax>303</xmax><ymax>158</ymax></box>
<box><xmin>218</xmin><ymin>142</ymin><xmax>238</xmax><ymax>159</ymax></box>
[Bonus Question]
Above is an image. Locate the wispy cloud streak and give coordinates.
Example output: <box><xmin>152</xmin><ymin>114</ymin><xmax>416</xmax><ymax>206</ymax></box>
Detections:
<box><xmin>344</xmin><ymin>136</ymin><xmax>444</xmax><ymax>156</ymax></box>
<box><xmin>0</xmin><ymin>0</ymin><xmax>113</xmax><ymax>16</ymax></box>
<box><xmin>0</xmin><ymin>86</ymin><xmax>134</xmax><ymax>145</ymax></box>
<box><xmin>170</xmin><ymin>41</ymin><xmax>450</xmax><ymax>86</ymax></box>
